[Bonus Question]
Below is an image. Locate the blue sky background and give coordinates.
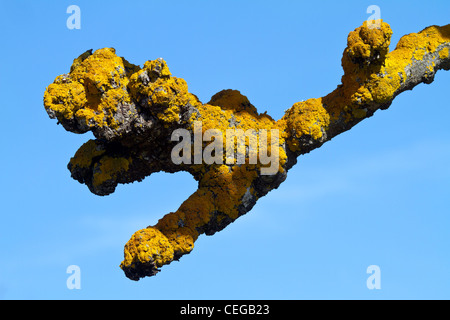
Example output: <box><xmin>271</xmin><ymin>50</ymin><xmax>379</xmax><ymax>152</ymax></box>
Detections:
<box><xmin>0</xmin><ymin>0</ymin><xmax>449</xmax><ymax>299</ymax></box>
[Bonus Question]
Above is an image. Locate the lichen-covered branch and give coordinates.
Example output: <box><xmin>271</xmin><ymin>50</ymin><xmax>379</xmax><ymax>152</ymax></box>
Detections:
<box><xmin>44</xmin><ymin>20</ymin><xmax>450</xmax><ymax>280</ymax></box>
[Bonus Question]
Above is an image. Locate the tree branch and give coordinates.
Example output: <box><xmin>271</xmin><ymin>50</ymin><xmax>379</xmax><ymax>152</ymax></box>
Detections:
<box><xmin>44</xmin><ymin>20</ymin><xmax>450</xmax><ymax>280</ymax></box>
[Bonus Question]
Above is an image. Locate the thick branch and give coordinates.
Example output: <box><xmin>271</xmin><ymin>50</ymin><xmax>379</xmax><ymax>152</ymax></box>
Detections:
<box><xmin>281</xmin><ymin>22</ymin><xmax>450</xmax><ymax>157</ymax></box>
<box><xmin>44</xmin><ymin>20</ymin><xmax>450</xmax><ymax>280</ymax></box>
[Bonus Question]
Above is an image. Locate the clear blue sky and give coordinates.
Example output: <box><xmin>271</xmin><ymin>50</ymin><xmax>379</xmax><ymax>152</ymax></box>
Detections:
<box><xmin>0</xmin><ymin>0</ymin><xmax>449</xmax><ymax>299</ymax></box>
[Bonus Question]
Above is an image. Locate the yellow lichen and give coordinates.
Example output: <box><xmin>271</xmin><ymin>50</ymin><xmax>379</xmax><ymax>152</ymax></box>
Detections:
<box><xmin>281</xmin><ymin>98</ymin><xmax>330</xmax><ymax>152</ymax></box>
<box><xmin>209</xmin><ymin>89</ymin><xmax>258</xmax><ymax>114</ymax></box>
<box><xmin>128</xmin><ymin>61</ymin><xmax>196</xmax><ymax>127</ymax></box>
<box><xmin>44</xmin><ymin>48</ymin><xmax>139</xmax><ymax>131</ymax></box>
<box><xmin>69</xmin><ymin>139</ymin><xmax>105</xmax><ymax>169</ymax></box>
<box><xmin>439</xmin><ymin>47</ymin><xmax>449</xmax><ymax>59</ymax></box>
<box><xmin>120</xmin><ymin>227</ymin><xmax>175</xmax><ymax>271</ymax></box>
<box><xmin>92</xmin><ymin>156</ymin><xmax>132</xmax><ymax>187</ymax></box>
<box><xmin>44</xmin><ymin>20</ymin><xmax>450</xmax><ymax>280</ymax></box>
<box><xmin>345</xmin><ymin>20</ymin><xmax>392</xmax><ymax>65</ymax></box>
